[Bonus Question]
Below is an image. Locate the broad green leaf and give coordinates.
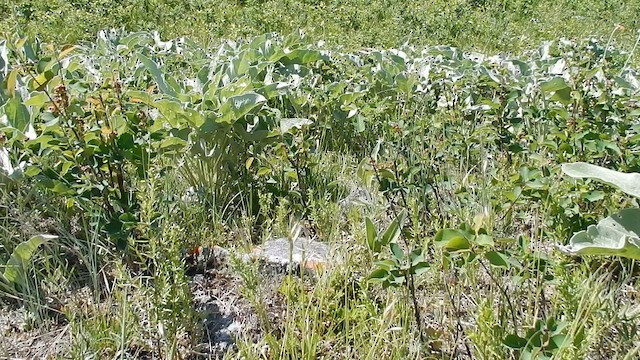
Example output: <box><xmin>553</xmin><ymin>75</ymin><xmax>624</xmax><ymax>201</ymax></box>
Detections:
<box><xmin>584</xmin><ymin>190</ymin><xmax>605</xmax><ymax>202</ymax></box>
<box><xmin>158</xmin><ymin>137</ymin><xmax>187</xmax><ymax>150</ymax></box>
<box><xmin>57</xmin><ymin>45</ymin><xmax>76</xmax><ymax>60</ymax></box>
<box><xmin>280</xmin><ymin>118</ymin><xmax>313</xmax><ymax>134</ymax></box>
<box><xmin>475</xmin><ymin>234</ymin><xmax>495</xmax><ymax>247</ymax></box>
<box><xmin>443</xmin><ymin>237</ymin><xmax>470</xmax><ymax>252</ymax></box>
<box><xmin>388</xmin><ymin>271</ymin><xmax>405</xmax><ymax>286</ymax></box>
<box><xmin>284</xmin><ymin>169</ymin><xmax>297</xmax><ymax>181</ymax></box>
<box><xmin>380</xmin><ymin>210</ymin><xmax>406</xmax><ymax>246</ymax></box>
<box><xmin>485</xmin><ymin>251</ymin><xmax>511</xmax><ymax>268</ymax></box>
<box><xmin>380</xmin><ymin>218</ymin><xmax>400</xmax><ymax>246</ymax></box>
<box><xmin>137</xmin><ymin>53</ymin><xmax>177</xmax><ymax>97</ymax></box>
<box><xmin>2</xmin><ymin>98</ymin><xmax>30</xmax><ymax>132</ymax></box>
<box><xmin>472</xmin><ymin>213</ymin><xmax>487</xmax><ymax>234</ymax></box>
<box><xmin>379</xmin><ymin>169</ymin><xmax>396</xmax><ymax>181</ymax></box>
<box><xmin>561</xmin><ymin>162</ymin><xmax>640</xmax><ymax>198</ymax></box>
<box><xmin>203</xmin><ymin>70</ymin><xmax>225</xmax><ymax>104</ymax></box>
<box><xmin>23</xmin><ymin>166</ymin><xmax>41</xmax><ymax>177</ymax></box>
<box><xmin>503</xmin><ymin>334</ymin><xmax>527</xmax><ymax>349</ymax></box>
<box><xmin>434</xmin><ymin>229</ymin><xmax>471</xmax><ymax>251</ymax></box>
<box><xmin>25</xmin><ymin>92</ymin><xmax>49</xmax><ymax>108</ymax></box>
<box><xmin>550</xmin><ymin>87</ymin><xmax>573</xmax><ymax>105</ymax></box>
<box><xmin>217</xmin><ymin>92</ymin><xmax>266</xmax><ymax>124</ymax></box>
<box><xmin>550</xmin><ymin>334</ymin><xmax>568</xmax><ymax>350</ymax></box>
<box><xmin>282</xmin><ymin>49</ymin><xmax>323</xmax><ymax>65</ymax></box>
<box><xmin>411</xmin><ymin>263</ymin><xmax>430</xmax><ymax>275</ymax></box>
<box><xmin>435</xmin><ymin>229</ymin><xmax>463</xmax><ymax>243</ymax></box>
<box><xmin>257</xmin><ymin>167</ymin><xmax>271</xmax><ymax>176</ymax></box>
<box><xmin>6</xmin><ymin>69</ymin><xmax>17</xmax><ymax>97</ymax></box>
<box><xmin>506</xmin><ymin>186</ymin><xmax>522</xmax><ymax>202</ymax></box>
<box><xmin>409</xmin><ymin>248</ymin><xmax>424</xmax><ymax>266</ymax></box>
<box><xmin>155</xmin><ymin>99</ymin><xmax>183</xmax><ymax>127</ymax></box>
<box><xmin>559</xmin><ymin>208</ymin><xmax>640</xmax><ymax>260</ymax></box>
<box><xmin>390</xmin><ymin>242</ymin><xmax>404</xmax><ymax>262</ymax></box>
<box><xmin>540</xmin><ymin>77</ymin><xmax>570</xmax><ymax>93</ymax></box>
<box><xmin>369</xmin><ymin>268</ymin><xmax>389</xmax><ymax>282</ymax></box>
<box><xmin>127</xmin><ymin>90</ymin><xmax>157</xmax><ymax>105</ymax></box>
<box><xmin>21</xmin><ymin>40</ymin><xmax>36</xmax><ymax>61</ymax></box>
<box><xmin>374</xmin><ymin>259</ymin><xmax>397</xmax><ymax>271</ymax></box>
<box><xmin>521</xmin><ymin>349</ymin><xmax>537</xmax><ymax>360</ymax></box>
<box><xmin>256</xmin><ymin>82</ymin><xmax>288</xmax><ymax>100</ymax></box>
<box><xmin>409</xmin><ymin>248</ymin><xmax>429</xmax><ymax>275</ymax></box>
<box><xmin>59</xmin><ymin>160</ymin><xmax>73</xmax><ymax>176</ymax></box>
<box><xmin>365</xmin><ymin>217</ymin><xmax>378</xmax><ymax>252</ymax></box>
<box><xmin>245</xmin><ymin>157</ymin><xmax>254</xmax><ymax>170</ymax></box>
<box><xmin>31</xmin><ymin>71</ymin><xmax>54</xmax><ymax>90</ymax></box>
<box><xmin>3</xmin><ymin>234</ymin><xmax>57</xmax><ymax>285</ymax></box>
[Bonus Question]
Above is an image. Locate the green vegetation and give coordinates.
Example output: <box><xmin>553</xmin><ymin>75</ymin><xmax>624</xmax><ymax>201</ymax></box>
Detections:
<box><xmin>1</xmin><ymin>1</ymin><xmax>640</xmax><ymax>359</ymax></box>
<box><xmin>3</xmin><ymin>0</ymin><xmax>640</xmax><ymax>54</ymax></box>
<box><xmin>560</xmin><ymin>163</ymin><xmax>640</xmax><ymax>259</ymax></box>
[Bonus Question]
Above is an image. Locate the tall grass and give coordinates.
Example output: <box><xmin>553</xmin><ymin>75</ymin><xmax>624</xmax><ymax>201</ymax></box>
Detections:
<box><xmin>2</xmin><ymin>0</ymin><xmax>640</xmax><ymax>57</ymax></box>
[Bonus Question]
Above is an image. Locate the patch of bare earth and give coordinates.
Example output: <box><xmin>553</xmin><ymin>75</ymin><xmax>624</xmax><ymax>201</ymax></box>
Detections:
<box><xmin>0</xmin><ymin>305</ymin><xmax>69</xmax><ymax>359</ymax></box>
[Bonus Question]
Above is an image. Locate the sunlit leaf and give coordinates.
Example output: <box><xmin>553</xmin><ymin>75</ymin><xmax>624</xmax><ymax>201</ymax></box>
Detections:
<box><xmin>24</xmin><ymin>92</ymin><xmax>49</xmax><ymax>108</ymax></box>
<box><xmin>485</xmin><ymin>251</ymin><xmax>511</xmax><ymax>268</ymax></box>
<box><xmin>562</xmin><ymin>162</ymin><xmax>640</xmax><ymax>198</ymax></box>
<box><xmin>257</xmin><ymin>167</ymin><xmax>271</xmax><ymax>176</ymax></box>
<box><xmin>217</xmin><ymin>92</ymin><xmax>266</xmax><ymax>124</ymax></box>
<box><xmin>158</xmin><ymin>137</ymin><xmax>187</xmax><ymax>150</ymax></box>
<box><xmin>475</xmin><ymin>234</ymin><xmax>495</xmax><ymax>247</ymax></box>
<box><xmin>280</xmin><ymin>117</ymin><xmax>313</xmax><ymax>134</ymax></box>
<box><xmin>434</xmin><ymin>229</ymin><xmax>471</xmax><ymax>252</ymax></box>
<box><xmin>540</xmin><ymin>77</ymin><xmax>570</xmax><ymax>93</ymax></box>
<box><xmin>409</xmin><ymin>248</ymin><xmax>424</xmax><ymax>265</ymax></box>
<box><xmin>559</xmin><ymin>208</ymin><xmax>640</xmax><ymax>260</ymax></box>
<box><xmin>380</xmin><ymin>210</ymin><xmax>406</xmax><ymax>246</ymax></box>
<box><xmin>137</xmin><ymin>53</ymin><xmax>177</xmax><ymax>97</ymax></box>
<box><xmin>368</xmin><ymin>268</ymin><xmax>389</xmax><ymax>283</ymax></box>
<box><xmin>2</xmin><ymin>98</ymin><xmax>30</xmax><ymax>132</ymax></box>
<box><xmin>390</xmin><ymin>242</ymin><xmax>404</xmax><ymax>262</ymax></box>
<box><xmin>379</xmin><ymin>169</ymin><xmax>396</xmax><ymax>181</ymax></box>
<box><xmin>3</xmin><ymin>234</ymin><xmax>58</xmax><ymax>286</ymax></box>
<box><xmin>57</xmin><ymin>45</ymin><xmax>76</xmax><ymax>60</ymax></box>
<box><xmin>245</xmin><ymin>157</ymin><xmax>254</xmax><ymax>170</ymax></box>
<box><xmin>6</xmin><ymin>69</ymin><xmax>17</xmax><ymax>97</ymax></box>
<box><xmin>584</xmin><ymin>191</ymin><xmax>605</xmax><ymax>202</ymax></box>
<box><xmin>411</xmin><ymin>263</ymin><xmax>430</xmax><ymax>275</ymax></box>
<box><xmin>31</xmin><ymin>70</ymin><xmax>54</xmax><ymax>90</ymax></box>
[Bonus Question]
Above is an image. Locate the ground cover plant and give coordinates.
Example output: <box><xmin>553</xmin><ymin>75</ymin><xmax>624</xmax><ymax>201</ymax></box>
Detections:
<box><xmin>3</xmin><ymin>0</ymin><xmax>640</xmax><ymax>55</ymax></box>
<box><xmin>1</xmin><ymin>3</ymin><xmax>640</xmax><ymax>359</ymax></box>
